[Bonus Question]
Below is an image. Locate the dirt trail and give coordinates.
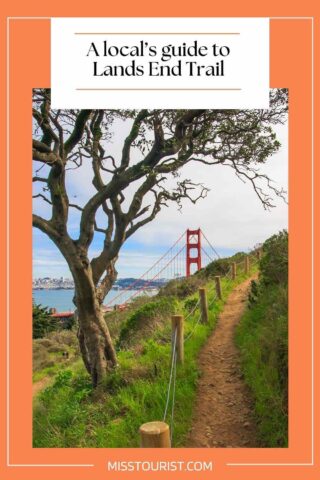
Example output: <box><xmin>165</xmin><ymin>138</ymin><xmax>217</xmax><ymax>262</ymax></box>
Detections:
<box><xmin>32</xmin><ymin>376</ymin><xmax>51</xmax><ymax>398</ymax></box>
<box><xmin>186</xmin><ymin>275</ymin><xmax>259</xmax><ymax>448</ymax></box>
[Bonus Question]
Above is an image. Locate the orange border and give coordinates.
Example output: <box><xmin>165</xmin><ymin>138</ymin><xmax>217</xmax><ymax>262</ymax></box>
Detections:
<box><xmin>0</xmin><ymin>4</ymin><xmax>319</xmax><ymax>480</ymax></box>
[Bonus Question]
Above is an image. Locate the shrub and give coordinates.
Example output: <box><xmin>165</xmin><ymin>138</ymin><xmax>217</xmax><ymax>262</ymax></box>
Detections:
<box><xmin>47</xmin><ymin>330</ymin><xmax>78</xmax><ymax>348</ymax></box>
<box><xmin>158</xmin><ymin>276</ymin><xmax>203</xmax><ymax>299</ymax></box>
<box><xmin>184</xmin><ymin>298</ymin><xmax>198</xmax><ymax>312</ymax></box>
<box><xmin>33</xmin><ymin>343</ymin><xmax>54</xmax><ymax>371</ymax></box>
<box><xmin>47</xmin><ymin>343</ymin><xmax>65</xmax><ymax>353</ymax></box>
<box><xmin>236</xmin><ymin>284</ymin><xmax>288</xmax><ymax>446</ymax></box>
<box><xmin>248</xmin><ymin>279</ymin><xmax>260</xmax><ymax>307</ymax></box>
<box><xmin>33</xmin><ymin>330</ymin><xmax>79</xmax><ymax>373</ymax></box>
<box><xmin>33</xmin><ymin>302</ymin><xmax>60</xmax><ymax>339</ymax></box>
<box><xmin>117</xmin><ymin>297</ymin><xmax>178</xmax><ymax>348</ymax></box>
<box><xmin>236</xmin><ymin>230</ymin><xmax>288</xmax><ymax>447</ymax></box>
<box><xmin>260</xmin><ymin>230</ymin><xmax>288</xmax><ymax>286</ymax></box>
<box><xmin>200</xmin><ymin>258</ymin><xmax>231</xmax><ymax>278</ymax></box>
<box><xmin>36</xmin><ymin>338</ymin><xmax>53</xmax><ymax>348</ymax></box>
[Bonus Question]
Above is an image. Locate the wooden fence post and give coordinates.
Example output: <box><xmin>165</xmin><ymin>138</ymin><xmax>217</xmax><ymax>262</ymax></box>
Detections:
<box><xmin>139</xmin><ymin>421</ymin><xmax>171</xmax><ymax>447</ymax></box>
<box><xmin>232</xmin><ymin>262</ymin><xmax>237</xmax><ymax>280</ymax></box>
<box><xmin>199</xmin><ymin>288</ymin><xmax>209</xmax><ymax>324</ymax></box>
<box><xmin>245</xmin><ymin>256</ymin><xmax>250</xmax><ymax>275</ymax></box>
<box><xmin>214</xmin><ymin>276</ymin><xmax>222</xmax><ymax>300</ymax></box>
<box><xmin>171</xmin><ymin>315</ymin><xmax>184</xmax><ymax>364</ymax></box>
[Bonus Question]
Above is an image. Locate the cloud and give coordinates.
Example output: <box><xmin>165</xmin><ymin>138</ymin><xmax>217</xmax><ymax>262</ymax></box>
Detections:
<box><xmin>33</xmin><ymin>259</ymin><xmax>67</xmax><ymax>267</ymax></box>
<box><xmin>33</xmin><ymin>116</ymin><xmax>288</xmax><ymax>278</ymax></box>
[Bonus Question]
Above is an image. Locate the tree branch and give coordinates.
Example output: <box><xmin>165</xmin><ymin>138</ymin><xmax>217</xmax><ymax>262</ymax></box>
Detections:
<box><xmin>64</xmin><ymin>110</ymin><xmax>93</xmax><ymax>154</ymax></box>
<box><xmin>32</xmin><ymin>214</ymin><xmax>60</xmax><ymax>241</ymax></box>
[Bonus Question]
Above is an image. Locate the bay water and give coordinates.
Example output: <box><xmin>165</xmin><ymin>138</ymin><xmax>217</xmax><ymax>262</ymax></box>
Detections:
<box><xmin>32</xmin><ymin>289</ymin><xmax>155</xmax><ymax>312</ymax></box>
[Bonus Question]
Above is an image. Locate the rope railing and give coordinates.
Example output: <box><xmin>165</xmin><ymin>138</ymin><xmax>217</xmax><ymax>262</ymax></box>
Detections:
<box><xmin>109</xmin><ymin>230</ymin><xmax>261</xmax><ymax>313</ymax></box>
<box><xmin>184</xmin><ymin>298</ymin><xmax>201</xmax><ymax>321</ymax></box>
<box><xmin>184</xmin><ymin>311</ymin><xmax>202</xmax><ymax>343</ymax></box>
<box><xmin>184</xmin><ymin>250</ymin><xmax>260</xmax><ymax>338</ymax></box>
<box><xmin>208</xmin><ymin>291</ymin><xmax>219</xmax><ymax>309</ymax></box>
<box><xmin>219</xmin><ymin>265</ymin><xmax>234</xmax><ymax>288</ymax></box>
<box><xmin>139</xmin><ymin>248</ymin><xmax>262</xmax><ymax>447</ymax></box>
<box><xmin>169</xmin><ymin>348</ymin><xmax>177</xmax><ymax>444</ymax></box>
<box><xmin>161</xmin><ymin>325</ymin><xmax>179</xmax><ymax>445</ymax></box>
<box><xmin>163</xmin><ymin>327</ymin><xmax>177</xmax><ymax>422</ymax></box>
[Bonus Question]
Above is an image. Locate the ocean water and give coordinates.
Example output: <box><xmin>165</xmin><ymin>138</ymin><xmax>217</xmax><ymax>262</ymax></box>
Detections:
<box><xmin>32</xmin><ymin>288</ymin><xmax>156</xmax><ymax>312</ymax></box>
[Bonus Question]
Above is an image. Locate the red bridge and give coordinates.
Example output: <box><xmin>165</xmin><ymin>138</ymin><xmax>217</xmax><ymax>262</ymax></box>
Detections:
<box><xmin>49</xmin><ymin>229</ymin><xmax>220</xmax><ymax>315</ymax></box>
<box><xmin>106</xmin><ymin>228</ymin><xmax>219</xmax><ymax>309</ymax></box>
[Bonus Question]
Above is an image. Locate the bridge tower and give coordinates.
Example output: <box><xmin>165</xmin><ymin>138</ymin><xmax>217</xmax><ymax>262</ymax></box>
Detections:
<box><xmin>186</xmin><ymin>228</ymin><xmax>202</xmax><ymax>277</ymax></box>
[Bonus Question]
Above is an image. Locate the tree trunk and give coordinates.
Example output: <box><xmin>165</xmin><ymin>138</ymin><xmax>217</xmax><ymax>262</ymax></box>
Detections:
<box><xmin>77</xmin><ymin>302</ymin><xmax>117</xmax><ymax>387</ymax></box>
<box><xmin>73</xmin><ymin>272</ymin><xmax>117</xmax><ymax>387</ymax></box>
<box><xmin>51</xmin><ymin>238</ymin><xmax>118</xmax><ymax>387</ymax></box>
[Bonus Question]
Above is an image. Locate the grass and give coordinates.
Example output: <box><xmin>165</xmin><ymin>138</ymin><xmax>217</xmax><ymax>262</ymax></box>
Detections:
<box><xmin>33</xmin><ymin>265</ymin><xmax>254</xmax><ymax>448</ymax></box>
<box><xmin>33</xmin><ymin>330</ymin><xmax>79</xmax><ymax>382</ymax></box>
<box><xmin>235</xmin><ymin>282</ymin><xmax>288</xmax><ymax>447</ymax></box>
<box><xmin>235</xmin><ymin>231</ymin><xmax>288</xmax><ymax>447</ymax></box>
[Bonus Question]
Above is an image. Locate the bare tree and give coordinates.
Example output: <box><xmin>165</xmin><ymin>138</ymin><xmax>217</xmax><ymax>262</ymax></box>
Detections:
<box><xmin>32</xmin><ymin>89</ymin><xmax>287</xmax><ymax>386</ymax></box>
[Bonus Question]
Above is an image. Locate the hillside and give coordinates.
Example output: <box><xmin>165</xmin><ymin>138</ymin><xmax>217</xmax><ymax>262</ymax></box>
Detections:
<box><xmin>32</xmin><ymin>237</ymin><xmax>288</xmax><ymax>448</ymax></box>
<box><xmin>236</xmin><ymin>230</ymin><xmax>288</xmax><ymax>446</ymax></box>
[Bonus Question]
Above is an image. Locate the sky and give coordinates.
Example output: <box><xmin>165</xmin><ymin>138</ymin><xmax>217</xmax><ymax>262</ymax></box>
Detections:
<box><xmin>33</xmin><ymin>113</ymin><xmax>288</xmax><ymax>279</ymax></box>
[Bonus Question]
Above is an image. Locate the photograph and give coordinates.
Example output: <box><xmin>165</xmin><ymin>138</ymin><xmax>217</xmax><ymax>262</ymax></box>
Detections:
<box><xmin>32</xmin><ymin>88</ymin><xmax>288</xmax><ymax>448</ymax></box>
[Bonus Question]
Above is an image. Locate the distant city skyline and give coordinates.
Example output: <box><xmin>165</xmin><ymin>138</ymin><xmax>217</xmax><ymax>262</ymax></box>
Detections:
<box><xmin>32</xmin><ymin>276</ymin><xmax>168</xmax><ymax>291</ymax></box>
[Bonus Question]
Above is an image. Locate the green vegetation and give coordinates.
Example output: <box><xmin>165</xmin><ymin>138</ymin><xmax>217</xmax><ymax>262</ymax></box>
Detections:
<box><xmin>33</xmin><ymin>257</ymin><xmax>254</xmax><ymax>448</ymax></box>
<box><xmin>236</xmin><ymin>230</ymin><xmax>288</xmax><ymax>447</ymax></box>
<box><xmin>33</xmin><ymin>93</ymin><xmax>287</xmax><ymax>385</ymax></box>
<box><xmin>158</xmin><ymin>274</ymin><xmax>206</xmax><ymax>299</ymax></box>
<box><xmin>33</xmin><ymin>302</ymin><xmax>58</xmax><ymax>339</ymax></box>
<box><xmin>33</xmin><ymin>301</ymin><xmax>75</xmax><ymax>340</ymax></box>
<box><xmin>32</xmin><ymin>302</ymin><xmax>78</xmax><ymax>381</ymax></box>
<box><xmin>117</xmin><ymin>297</ymin><xmax>178</xmax><ymax>348</ymax></box>
<box><xmin>33</xmin><ymin>330</ymin><xmax>79</xmax><ymax>382</ymax></box>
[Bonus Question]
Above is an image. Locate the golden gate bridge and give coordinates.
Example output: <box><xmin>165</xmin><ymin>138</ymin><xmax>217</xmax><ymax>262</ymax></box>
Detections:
<box><xmin>106</xmin><ymin>228</ymin><xmax>220</xmax><ymax>309</ymax></box>
<box><xmin>50</xmin><ymin>229</ymin><xmax>222</xmax><ymax>319</ymax></box>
